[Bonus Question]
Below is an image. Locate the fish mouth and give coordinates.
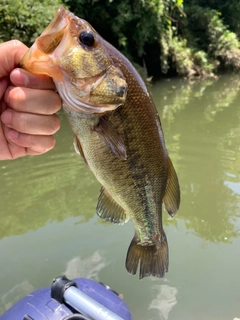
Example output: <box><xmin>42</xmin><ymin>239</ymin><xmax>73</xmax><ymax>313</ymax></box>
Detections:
<box><xmin>20</xmin><ymin>7</ymin><xmax>77</xmax><ymax>78</ymax></box>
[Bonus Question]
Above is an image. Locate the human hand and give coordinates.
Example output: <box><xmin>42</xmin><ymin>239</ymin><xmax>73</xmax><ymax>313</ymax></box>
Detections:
<box><xmin>0</xmin><ymin>40</ymin><xmax>61</xmax><ymax>160</ymax></box>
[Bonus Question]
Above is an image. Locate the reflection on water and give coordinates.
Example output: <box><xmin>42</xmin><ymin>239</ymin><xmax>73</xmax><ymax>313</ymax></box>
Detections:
<box><xmin>64</xmin><ymin>251</ymin><xmax>108</xmax><ymax>280</ymax></box>
<box><xmin>151</xmin><ymin>75</ymin><xmax>240</xmax><ymax>244</ymax></box>
<box><xmin>0</xmin><ymin>114</ymin><xmax>99</xmax><ymax>240</ymax></box>
<box><xmin>0</xmin><ymin>280</ymin><xmax>34</xmax><ymax>314</ymax></box>
<box><xmin>1</xmin><ymin>74</ymin><xmax>240</xmax><ymax>319</ymax></box>
<box><xmin>148</xmin><ymin>284</ymin><xmax>178</xmax><ymax>320</ymax></box>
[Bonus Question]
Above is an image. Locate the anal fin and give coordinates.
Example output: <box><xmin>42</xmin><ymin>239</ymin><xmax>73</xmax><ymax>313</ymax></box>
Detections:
<box><xmin>96</xmin><ymin>187</ymin><xmax>129</xmax><ymax>224</ymax></box>
<box><xmin>163</xmin><ymin>156</ymin><xmax>180</xmax><ymax>217</ymax></box>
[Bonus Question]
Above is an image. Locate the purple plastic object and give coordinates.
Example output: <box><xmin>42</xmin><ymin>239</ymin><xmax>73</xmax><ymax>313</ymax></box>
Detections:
<box><xmin>0</xmin><ymin>278</ymin><xmax>132</xmax><ymax>320</ymax></box>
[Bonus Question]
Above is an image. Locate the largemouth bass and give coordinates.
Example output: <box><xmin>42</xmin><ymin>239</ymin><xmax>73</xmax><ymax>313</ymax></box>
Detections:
<box><xmin>20</xmin><ymin>7</ymin><xmax>180</xmax><ymax>279</ymax></box>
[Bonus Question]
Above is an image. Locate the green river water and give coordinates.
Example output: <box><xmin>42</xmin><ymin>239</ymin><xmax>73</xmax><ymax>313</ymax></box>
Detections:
<box><xmin>0</xmin><ymin>74</ymin><xmax>240</xmax><ymax>320</ymax></box>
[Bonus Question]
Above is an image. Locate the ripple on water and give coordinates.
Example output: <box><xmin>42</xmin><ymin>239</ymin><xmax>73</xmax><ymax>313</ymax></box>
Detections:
<box><xmin>0</xmin><ymin>148</ymin><xmax>97</xmax><ymax>236</ymax></box>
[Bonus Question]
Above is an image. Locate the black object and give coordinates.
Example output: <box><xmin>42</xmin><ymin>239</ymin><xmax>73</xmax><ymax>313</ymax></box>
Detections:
<box><xmin>63</xmin><ymin>316</ymin><xmax>90</xmax><ymax>320</ymax></box>
<box><xmin>51</xmin><ymin>276</ymin><xmax>78</xmax><ymax>304</ymax></box>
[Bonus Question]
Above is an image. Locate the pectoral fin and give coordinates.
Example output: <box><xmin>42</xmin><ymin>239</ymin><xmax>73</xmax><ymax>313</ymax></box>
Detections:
<box><xmin>94</xmin><ymin>117</ymin><xmax>127</xmax><ymax>160</ymax></box>
<box><xmin>73</xmin><ymin>136</ymin><xmax>89</xmax><ymax>168</ymax></box>
<box><xmin>96</xmin><ymin>187</ymin><xmax>129</xmax><ymax>224</ymax></box>
<box><xmin>163</xmin><ymin>156</ymin><xmax>180</xmax><ymax>217</ymax></box>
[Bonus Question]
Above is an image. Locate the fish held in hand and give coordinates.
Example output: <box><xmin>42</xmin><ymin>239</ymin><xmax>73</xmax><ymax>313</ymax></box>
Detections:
<box><xmin>20</xmin><ymin>6</ymin><xmax>180</xmax><ymax>279</ymax></box>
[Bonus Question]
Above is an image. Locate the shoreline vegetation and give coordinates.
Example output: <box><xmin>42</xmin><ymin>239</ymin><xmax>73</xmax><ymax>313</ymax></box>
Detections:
<box><xmin>1</xmin><ymin>0</ymin><xmax>240</xmax><ymax>79</ymax></box>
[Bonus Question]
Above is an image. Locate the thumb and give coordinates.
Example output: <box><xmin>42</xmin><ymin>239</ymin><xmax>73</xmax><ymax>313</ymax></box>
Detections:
<box><xmin>0</xmin><ymin>40</ymin><xmax>28</xmax><ymax>78</ymax></box>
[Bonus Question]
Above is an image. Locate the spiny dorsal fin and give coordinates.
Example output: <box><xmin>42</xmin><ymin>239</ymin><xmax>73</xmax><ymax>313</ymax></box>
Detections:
<box><xmin>94</xmin><ymin>117</ymin><xmax>127</xmax><ymax>160</ymax></box>
<box><xmin>163</xmin><ymin>156</ymin><xmax>180</xmax><ymax>217</ymax></box>
<box><xmin>96</xmin><ymin>187</ymin><xmax>129</xmax><ymax>224</ymax></box>
<box><xmin>73</xmin><ymin>136</ymin><xmax>89</xmax><ymax>168</ymax></box>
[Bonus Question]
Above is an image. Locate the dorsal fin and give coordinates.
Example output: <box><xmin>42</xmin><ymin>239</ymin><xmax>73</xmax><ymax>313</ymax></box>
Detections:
<box><xmin>96</xmin><ymin>187</ymin><xmax>129</xmax><ymax>224</ymax></box>
<box><xmin>94</xmin><ymin>117</ymin><xmax>127</xmax><ymax>160</ymax></box>
<box><xmin>163</xmin><ymin>156</ymin><xmax>180</xmax><ymax>217</ymax></box>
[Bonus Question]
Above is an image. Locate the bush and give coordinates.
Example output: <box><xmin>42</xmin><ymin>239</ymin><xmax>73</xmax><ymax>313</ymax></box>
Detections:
<box><xmin>0</xmin><ymin>0</ymin><xmax>65</xmax><ymax>46</ymax></box>
<box><xmin>183</xmin><ymin>5</ymin><xmax>240</xmax><ymax>72</ymax></box>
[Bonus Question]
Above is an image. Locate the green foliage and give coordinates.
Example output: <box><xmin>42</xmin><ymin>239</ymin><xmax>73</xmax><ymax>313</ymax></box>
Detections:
<box><xmin>193</xmin><ymin>51</ymin><xmax>214</xmax><ymax>74</ymax></box>
<box><xmin>65</xmin><ymin>0</ymin><xmax>193</xmax><ymax>76</ymax></box>
<box><xmin>183</xmin><ymin>5</ymin><xmax>240</xmax><ymax>72</ymax></box>
<box><xmin>64</xmin><ymin>0</ymin><xmax>165</xmax><ymax>65</ymax></box>
<box><xmin>66</xmin><ymin>0</ymin><xmax>227</xmax><ymax>77</ymax></box>
<box><xmin>0</xmin><ymin>0</ymin><xmax>65</xmax><ymax>46</ymax></box>
<box><xmin>188</xmin><ymin>0</ymin><xmax>240</xmax><ymax>38</ymax></box>
<box><xmin>170</xmin><ymin>37</ymin><xmax>193</xmax><ymax>76</ymax></box>
<box><xmin>207</xmin><ymin>10</ymin><xmax>240</xmax><ymax>70</ymax></box>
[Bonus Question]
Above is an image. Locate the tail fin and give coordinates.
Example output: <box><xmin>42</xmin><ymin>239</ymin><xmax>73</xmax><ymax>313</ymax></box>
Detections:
<box><xmin>125</xmin><ymin>231</ymin><xmax>169</xmax><ymax>279</ymax></box>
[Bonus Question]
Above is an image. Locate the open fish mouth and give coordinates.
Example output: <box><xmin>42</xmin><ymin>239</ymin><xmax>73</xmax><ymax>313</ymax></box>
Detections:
<box><xmin>20</xmin><ymin>7</ymin><xmax>72</xmax><ymax>77</ymax></box>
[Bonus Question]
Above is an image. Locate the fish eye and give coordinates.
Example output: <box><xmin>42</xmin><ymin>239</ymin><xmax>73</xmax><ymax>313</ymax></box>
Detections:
<box><xmin>79</xmin><ymin>30</ymin><xmax>95</xmax><ymax>47</ymax></box>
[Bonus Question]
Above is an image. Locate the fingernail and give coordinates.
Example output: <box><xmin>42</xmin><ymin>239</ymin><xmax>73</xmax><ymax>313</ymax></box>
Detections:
<box><xmin>1</xmin><ymin>109</ymin><xmax>12</xmax><ymax>125</ymax></box>
<box><xmin>10</xmin><ymin>69</ymin><xmax>29</xmax><ymax>87</ymax></box>
<box><xmin>8</xmin><ymin>129</ymin><xmax>19</xmax><ymax>140</ymax></box>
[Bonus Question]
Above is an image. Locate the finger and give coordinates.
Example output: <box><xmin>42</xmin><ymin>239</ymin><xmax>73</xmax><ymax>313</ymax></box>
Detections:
<box><xmin>1</xmin><ymin>139</ymin><xmax>43</xmax><ymax>159</ymax></box>
<box><xmin>1</xmin><ymin>109</ymin><xmax>61</xmax><ymax>135</ymax></box>
<box><xmin>0</xmin><ymin>121</ymin><xmax>14</xmax><ymax>160</ymax></box>
<box><xmin>7</xmin><ymin>129</ymin><xmax>56</xmax><ymax>154</ymax></box>
<box><xmin>0</xmin><ymin>78</ymin><xmax>9</xmax><ymax>101</ymax></box>
<box><xmin>0</xmin><ymin>40</ymin><xmax>28</xmax><ymax>78</ymax></box>
<box><xmin>2</xmin><ymin>144</ymin><xmax>26</xmax><ymax>160</ymax></box>
<box><xmin>0</xmin><ymin>125</ymin><xmax>26</xmax><ymax>160</ymax></box>
<box><xmin>26</xmin><ymin>149</ymin><xmax>48</xmax><ymax>156</ymax></box>
<box><xmin>4</xmin><ymin>86</ymin><xmax>61</xmax><ymax>115</ymax></box>
<box><xmin>10</xmin><ymin>68</ymin><xmax>56</xmax><ymax>90</ymax></box>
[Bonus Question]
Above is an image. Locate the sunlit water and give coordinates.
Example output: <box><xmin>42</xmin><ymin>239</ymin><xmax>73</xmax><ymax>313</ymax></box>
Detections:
<box><xmin>1</xmin><ymin>74</ymin><xmax>240</xmax><ymax>320</ymax></box>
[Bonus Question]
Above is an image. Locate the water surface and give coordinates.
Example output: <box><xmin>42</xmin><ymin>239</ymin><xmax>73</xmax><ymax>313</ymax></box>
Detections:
<box><xmin>1</xmin><ymin>74</ymin><xmax>240</xmax><ymax>319</ymax></box>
